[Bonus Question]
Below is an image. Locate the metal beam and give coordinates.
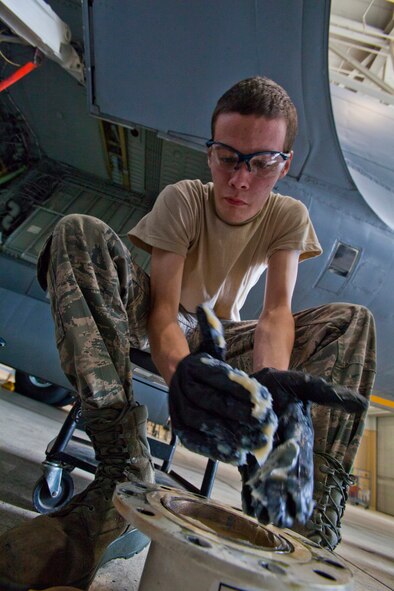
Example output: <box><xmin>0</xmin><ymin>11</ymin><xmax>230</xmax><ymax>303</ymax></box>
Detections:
<box><xmin>330</xmin><ymin>13</ymin><xmax>394</xmax><ymax>44</ymax></box>
<box><xmin>330</xmin><ymin>24</ymin><xmax>389</xmax><ymax>49</ymax></box>
<box><xmin>330</xmin><ymin>42</ymin><xmax>394</xmax><ymax>94</ymax></box>
<box><xmin>329</xmin><ymin>36</ymin><xmax>386</xmax><ymax>57</ymax></box>
<box><xmin>330</xmin><ymin>71</ymin><xmax>394</xmax><ymax>105</ymax></box>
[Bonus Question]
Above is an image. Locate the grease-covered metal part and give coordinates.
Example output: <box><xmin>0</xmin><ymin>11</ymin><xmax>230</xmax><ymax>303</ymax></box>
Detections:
<box><xmin>113</xmin><ymin>482</ymin><xmax>353</xmax><ymax>591</ymax></box>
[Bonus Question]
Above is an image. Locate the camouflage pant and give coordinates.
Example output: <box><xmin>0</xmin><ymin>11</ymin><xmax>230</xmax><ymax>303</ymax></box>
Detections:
<box><xmin>38</xmin><ymin>214</ymin><xmax>376</xmax><ymax>472</ymax></box>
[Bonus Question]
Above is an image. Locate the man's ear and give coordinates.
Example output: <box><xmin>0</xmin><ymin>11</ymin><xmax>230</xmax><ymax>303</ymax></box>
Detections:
<box><xmin>279</xmin><ymin>151</ymin><xmax>293</xmax><ymax>179</ymax></box>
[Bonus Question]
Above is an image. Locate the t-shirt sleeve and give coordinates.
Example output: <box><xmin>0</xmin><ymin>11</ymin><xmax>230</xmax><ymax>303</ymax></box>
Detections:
<box><xmin>266</xmin><ymin>198</ymin><xmax>322</xmax><ymax>261</ymax></box>
<box><xmin>128</xmin><ymin>182</ymin><xmax>198</xmax><ymax>257</ymax></box>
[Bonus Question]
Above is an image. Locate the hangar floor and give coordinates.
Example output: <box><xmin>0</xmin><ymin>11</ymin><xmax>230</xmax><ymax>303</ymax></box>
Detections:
<box><xmin>0</xmin><ymin>386</ymin><xmax>393</xmax><ymax>591</ymax></box>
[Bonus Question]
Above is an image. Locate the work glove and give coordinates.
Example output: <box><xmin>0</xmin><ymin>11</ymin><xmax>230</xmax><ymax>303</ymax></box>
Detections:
<box><xmin>168</xmin><ymin>304</ymin><xmax>278</xmax><ymax>465</ymax></box>
<box><xmin>239</xmin><ymin>397</ymin><xmax>315</xmax><ymax>528</ymax></box>
<box><xmin>240</xmin><ymin>367</ymin><xmax>368</xmax><ymax>528</ymax></box>
<box><xmin>253</xmin><ymin>367</ymin><xmax>368</xmax><ymax>415</ymax></box>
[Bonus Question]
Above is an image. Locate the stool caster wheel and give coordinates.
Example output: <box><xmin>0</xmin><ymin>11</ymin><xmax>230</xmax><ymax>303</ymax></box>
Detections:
<box><xmin>32</xmin><ymin>471</ymin><xmax>74</xmax><ymax>514</ymax></box>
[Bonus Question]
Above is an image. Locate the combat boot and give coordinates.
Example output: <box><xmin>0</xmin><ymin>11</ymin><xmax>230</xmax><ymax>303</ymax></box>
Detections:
<box><xmin>0</xmin><ymin>403</ymin><xmax>155</xmax><ymax>591</ymax></box>
<box><xmin>291</xmin><ymin>451</ymin><xmax>354</xmax><ymax>550</ymax></box>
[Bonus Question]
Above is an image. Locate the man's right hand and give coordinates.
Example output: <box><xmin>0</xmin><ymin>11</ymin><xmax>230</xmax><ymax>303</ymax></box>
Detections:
<box><xmin>169</xmin><ymin>351</ymin><xmax>278</xmax><ymax>465</ymax></box>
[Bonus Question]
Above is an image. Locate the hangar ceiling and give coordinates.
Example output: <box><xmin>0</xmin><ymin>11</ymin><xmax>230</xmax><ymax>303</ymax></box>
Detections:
<box><xmin>329</xmin><ymin>0</ymin><xmax>394</xmax><ymax>231</ymax></box>
<box><xmin>329</xmin><ymin>0</ymin><xmax>394</xmax><ymax>105</ymax></box>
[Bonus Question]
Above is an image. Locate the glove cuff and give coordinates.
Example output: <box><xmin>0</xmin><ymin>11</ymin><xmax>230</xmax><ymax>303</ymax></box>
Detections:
<box><xmin>251</xmin><ymin>367</ymin><xmax>272</xmax><ymax>380</ymax></box>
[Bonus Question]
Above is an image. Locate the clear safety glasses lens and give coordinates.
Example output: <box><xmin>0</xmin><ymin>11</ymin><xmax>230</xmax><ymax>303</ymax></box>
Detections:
<box><xmin>209</xmin><ymin>145</ymin><xmax>285</xmax><ymax>177</ymax></box>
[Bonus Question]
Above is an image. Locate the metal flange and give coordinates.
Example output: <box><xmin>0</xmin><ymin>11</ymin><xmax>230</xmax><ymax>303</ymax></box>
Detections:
<box><xmin>113</xmin><ymin>482</ymin><xmax>353</xmax><ymax>591</ymax></box>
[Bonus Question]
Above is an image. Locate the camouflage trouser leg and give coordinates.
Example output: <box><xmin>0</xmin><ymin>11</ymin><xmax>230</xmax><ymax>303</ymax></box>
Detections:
<box><xmin>38</xmin><ymin>213</ymin><xmax>198</xmax><ymax>412</ymax></box>
<box><xmin>40</xmin><ymin>214</ymin><xmax>149</xmax><ymax>410</ymax></box>
<box><xmin>291</xmin><ymin>304</ymin><xmax>376</xmax><ymax>472</ymax></box>
<box><xmin>222</xmin><ymin>303</ymin><xmax>376</xmax><ymax>472</ymax></box>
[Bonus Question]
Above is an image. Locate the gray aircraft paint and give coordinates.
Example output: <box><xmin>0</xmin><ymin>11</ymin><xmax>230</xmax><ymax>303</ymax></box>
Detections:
<box><xmin>0</xmin><ymin>0</ymin><xmax>392</xmax><ymax>400</ymax></box>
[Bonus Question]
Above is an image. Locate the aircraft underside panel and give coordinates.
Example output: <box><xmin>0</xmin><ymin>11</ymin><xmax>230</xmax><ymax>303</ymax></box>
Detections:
<box><xmin>83</xmin><ymin>0</ymin><xmax>353</xmax><ymax>189</ymax></box>
<box><xmin>1</xmin><ymin>0</ymin><xmax>393</xmax><ymax>403</ymax></box>
<box><xmin>0</xmin><ymin>285</ymin><xmax>70</xmax><ymax>389</ymax></box>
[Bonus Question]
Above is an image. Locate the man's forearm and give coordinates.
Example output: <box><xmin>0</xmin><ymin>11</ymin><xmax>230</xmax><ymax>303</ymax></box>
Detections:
<box><xmin>148</xmin><ymin>310</ymin><xmax>190</xmax><ymax>385</ymax></box>
<box><xmin>253</xmin><ymin>307</ymin><xmax>295</xmax><ymax>372</ymax></box>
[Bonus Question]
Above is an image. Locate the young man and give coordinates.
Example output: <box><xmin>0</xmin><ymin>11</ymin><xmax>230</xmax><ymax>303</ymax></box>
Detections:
<box><xmin>0</xmin><ymin>77</ymin><xmax>376</xmax><ymax>590</ymax></box>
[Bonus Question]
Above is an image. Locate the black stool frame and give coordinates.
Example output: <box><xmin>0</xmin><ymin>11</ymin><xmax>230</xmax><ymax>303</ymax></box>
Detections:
<box><xmin>32</xmin><ymin>348</ymin><xmax>218</xmax><ymax>514</ymax></box>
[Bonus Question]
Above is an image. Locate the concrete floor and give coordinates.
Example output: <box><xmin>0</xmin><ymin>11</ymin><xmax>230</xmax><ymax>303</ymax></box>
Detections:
<box><xmin>0</xmin><ymin>386</ymin><xmax>393</xmax><ymax>591</ymax></box>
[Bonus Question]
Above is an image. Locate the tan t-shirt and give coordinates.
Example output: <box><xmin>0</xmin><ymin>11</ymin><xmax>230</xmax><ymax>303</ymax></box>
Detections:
<box><xmin>129</xmin><ymin>179</ymin><xmax>322</xmax><ymax>320</ymax></box>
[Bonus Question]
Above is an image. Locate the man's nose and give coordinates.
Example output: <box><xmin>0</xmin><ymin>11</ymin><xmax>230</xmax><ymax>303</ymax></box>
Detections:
<box><xmin>228</xmin><ymin>161</ymin><xmax>251</xmax><ymax>189</ymax></box>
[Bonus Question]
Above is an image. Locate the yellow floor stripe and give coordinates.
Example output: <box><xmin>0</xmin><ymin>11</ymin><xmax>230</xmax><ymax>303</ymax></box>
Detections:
<box><xmin>371</xmin><ymin>394</ymin><xmax>394</xmax><ymax>409</ymax></box>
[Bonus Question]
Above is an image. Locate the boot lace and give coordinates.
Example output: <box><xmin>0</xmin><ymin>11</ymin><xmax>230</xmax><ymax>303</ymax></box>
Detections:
<box><xmin>303</xmin><ymin>452</ymin><xmax>354</xmax><ymax>550</ymax></box>
<box><xmin>87</xmin><ymin>422</ymin><xmax>131</xmax><ymax>481</ymax></box>
<box><xmin>53</xmin><ymin>424</ymin><xmax>130</xmax><ymax>516</ymax></box>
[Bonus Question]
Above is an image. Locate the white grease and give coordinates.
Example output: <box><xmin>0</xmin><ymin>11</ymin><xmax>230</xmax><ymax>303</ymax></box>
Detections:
<box><xmin>226</xmin><ymin>367</ymin><xmax>277</xmax><ymax>466</ymax></box>
<box><xmin>254</xmin><ymin>420</ymin><xmax>276</xmax><ymax>466</ymax></box>
<box><xmin>201</xmin><ymin>303</ymin><xmax>226</xmax><ymax>349</ymax></box>
<box><xmin>227</xmin><ymin>370</ymin><xmax>272</xmax><ymax>419</ymax></box>
<box><xmin>201</xmin><ymin>357</ymin><xmax>277</xmax><ymax>465</ymax></box>
<box><xmin>270</xmin><ymin>440</ymin><xmax>299</xmax><ymax>479</ymax></box>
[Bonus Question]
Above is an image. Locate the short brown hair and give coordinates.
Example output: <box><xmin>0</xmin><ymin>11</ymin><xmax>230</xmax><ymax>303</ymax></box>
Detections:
<box><xmin>211</xmin><ymin>76</ymin><xmax>298</xmax><ymax>152</ymax></box>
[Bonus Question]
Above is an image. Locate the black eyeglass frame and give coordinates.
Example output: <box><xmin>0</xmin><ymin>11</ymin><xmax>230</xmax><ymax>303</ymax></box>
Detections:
<box><xmin>206</xmin><ymin>140</ymin><xmax>290</xmax><ymax>172</ymax></box>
